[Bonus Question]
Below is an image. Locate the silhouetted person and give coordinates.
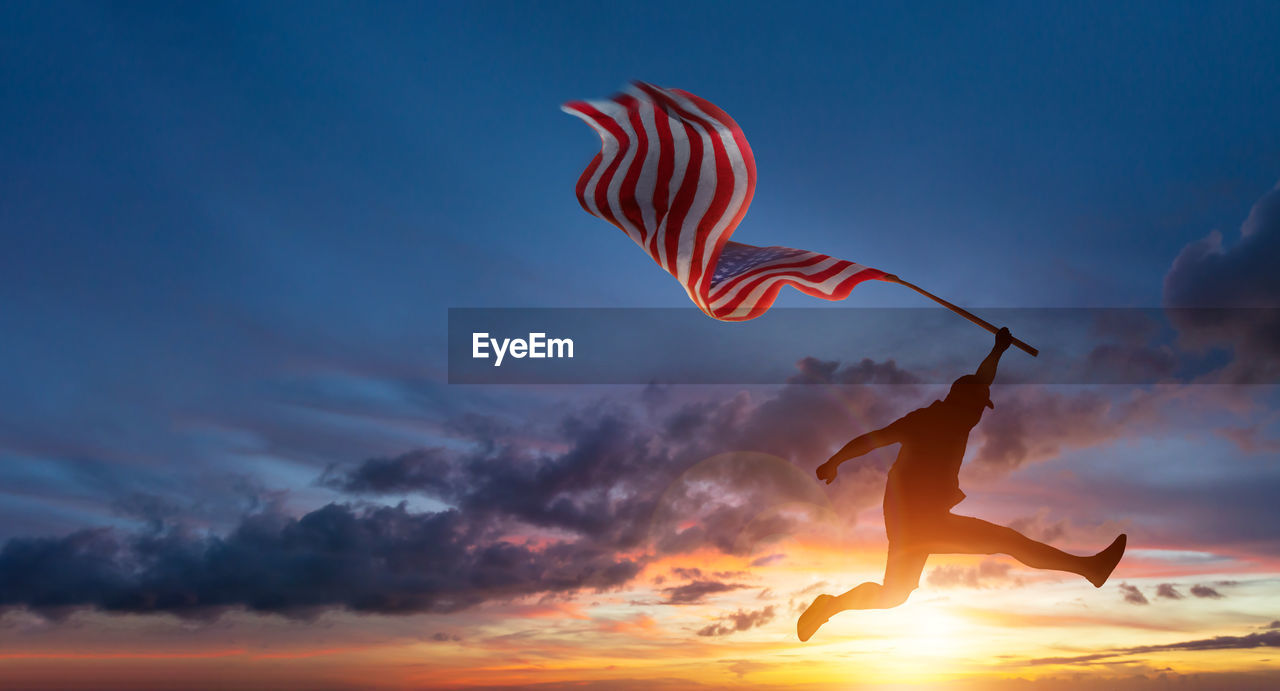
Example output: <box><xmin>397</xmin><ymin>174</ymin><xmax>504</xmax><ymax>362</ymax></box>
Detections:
<box><xmin>798</xmin><ymin>327</ymin><xmax>1126</xmax><ymax>642</ymax></box>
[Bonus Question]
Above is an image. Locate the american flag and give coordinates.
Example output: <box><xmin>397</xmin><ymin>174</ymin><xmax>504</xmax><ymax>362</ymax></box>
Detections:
<box><xmin>562</xmin><ymin>82</ymin><xmax>886</xmax><ymax>321</ymax></box>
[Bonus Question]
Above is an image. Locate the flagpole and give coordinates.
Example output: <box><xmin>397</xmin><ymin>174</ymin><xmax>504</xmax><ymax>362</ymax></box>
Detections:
<box><xmin>881</xmin><ymin>274</ymin><xmax>1039</xmax><ymax>357</ymax></box>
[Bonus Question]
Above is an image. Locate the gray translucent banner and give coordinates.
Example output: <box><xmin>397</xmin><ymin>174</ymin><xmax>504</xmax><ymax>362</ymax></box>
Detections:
<box><xmin>447</xmin><ymin>308</ymin><xmax>1276</xmax><ymax>385</ymax></box>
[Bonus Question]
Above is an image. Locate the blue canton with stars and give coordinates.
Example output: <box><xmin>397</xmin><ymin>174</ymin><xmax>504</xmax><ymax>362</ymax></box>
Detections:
<box><xmin>710</xmin><ymin>242</ymin><xmax>811</xmax><ymax>287</ymax></box>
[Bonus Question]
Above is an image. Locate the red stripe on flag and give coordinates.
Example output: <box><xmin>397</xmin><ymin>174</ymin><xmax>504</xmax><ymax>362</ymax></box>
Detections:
<box><xmin>715</xmin><ymin>268</ymin><xmax>888</xmax><ymax>321</ymax></box>
<box><xmin>619</xmin><ymin>96</ymin><xmax>649</xmax><ymax>242</ymax></box>
<box><xmin>652</xmin><ymin>100</ymin><xmax>679</xmax><ymax>274</ymax></box>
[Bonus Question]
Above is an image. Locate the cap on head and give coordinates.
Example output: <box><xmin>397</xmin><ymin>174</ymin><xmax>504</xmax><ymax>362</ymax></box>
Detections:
<box><xmin>947</xmin><ymin>374</ymin><xmax>994</xmax><ymax>409</ymax></box>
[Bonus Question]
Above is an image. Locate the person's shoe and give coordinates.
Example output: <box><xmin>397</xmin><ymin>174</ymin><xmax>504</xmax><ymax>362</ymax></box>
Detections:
<box><xmin>1087</xmin><ymin>534</ymin><xmax>1127</xmax><ymax>588</ymax></box>
<box><xmin>797</xmin><ymin>594</ymin><xmax>835</xmax><ymax>642</ymax></box>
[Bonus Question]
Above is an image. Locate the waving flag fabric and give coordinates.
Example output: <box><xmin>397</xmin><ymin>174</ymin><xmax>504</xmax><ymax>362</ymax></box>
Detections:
<box><xmin>562</xmin><ymin>82</ymin><xmax>886</xmax><ymax>321</ymax></box>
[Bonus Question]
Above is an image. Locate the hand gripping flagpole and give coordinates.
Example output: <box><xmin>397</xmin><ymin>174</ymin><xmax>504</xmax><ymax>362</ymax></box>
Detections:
<box><xmin>881</xmin><ymin>274</ymin><xmax>1039</xmax><ymax>357</ymax></box>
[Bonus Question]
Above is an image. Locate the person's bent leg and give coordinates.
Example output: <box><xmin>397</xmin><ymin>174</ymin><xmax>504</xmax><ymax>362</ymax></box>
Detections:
<box><xmin>798</xmin><ymin>549</ymin><xmax>925</xmax><ymax>641</ymax></box>
<box><xmin>829</xmin><ymin>581</ymin><xmax>883</xmax><ymax>611</ymax></box>
<box><xmin>832</xmin><ymin>548</ymin><xmax>926</xmax><ymax>612</ymax></box>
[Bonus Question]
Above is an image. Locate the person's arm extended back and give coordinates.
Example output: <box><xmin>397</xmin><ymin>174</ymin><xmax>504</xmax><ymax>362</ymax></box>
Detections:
<box><xmin>975</xmin><ymin>327</ymin><xmax>1014</xmax><ymax>385</ymax></box>
<box><xmin>816</xmin><ymin>420</ymin><xmax>905</xmax><ymax>484</ymax></box>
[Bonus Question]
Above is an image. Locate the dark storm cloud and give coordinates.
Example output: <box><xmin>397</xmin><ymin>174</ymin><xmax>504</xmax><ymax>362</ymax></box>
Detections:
<box><xmin>1166</xmin><ymin>181</ymin><xmax>1280</xmax><ymax>308</ymax></box>
<box><xmin>696</xmin><ymin>605</ymin><xmax>776</xmax><ymax>636</ymax></box>
<box><xmin>0</xmin><ymin>357</ymin><xmax>913</xmax><ymax>619</ymax></box>
<box><xmin>0</xmin><ymin>502</ymin><xmax>640</xmax><ymax>619</ymax></box>
<box><xmin>3</xmin><ymin>344</ymin><xmax>1267</xmax><ymax>620</ymax></box>
<box><xmin>1030</xmin><ymin>629</ymin><xmax>1280</xmax><ymax>665</ymax></box>
<box><xmin>326</xmin><ymin>357</ymin><xmax>920</xmax><ymax>558</ymax></box>
<box><xmin>109</xmin><ymin>492</ymin><xmax>185</xmax><ymax>533</ymax></box>
<box><xmin>1164</xmin><ymin>182</ymin><xmax>1280</xmax><ymax>379</ymax></box>
<box><xmin>323</xmin><ymin>448</ymin><xmax>455</xmax><ymax>496</ymax></box>
<box><xmin>1119</xmin><ymin>583</ymin><xmax>1149</xmax><ymax>605</ymax></box>
<box><xmin>1156</xmin><ymin>583</ymin><xmax>1184</xmax><ymax>600</ymax></box>
<box><xmin>324</xmin><ymin>410</ymin><xmax>669</xmax><ymax>552</ymax></box>
<box><xmin>734</xmin><ymin>357</ymin><xmax>920</xmax><ymax>468</ymax></box>
<box><xmin>969</xmin><ymin>387</ymin><xmax>1119</xmax><ymax>473</ymax></box>
<box><xmin>320</xmin><ymin>355</ymin><xmax>1280</xmax><ymax>608</ymax></box>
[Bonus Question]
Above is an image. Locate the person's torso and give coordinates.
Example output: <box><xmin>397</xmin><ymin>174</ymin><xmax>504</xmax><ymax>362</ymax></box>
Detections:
<box><xmin>885</xmin><ymin>402</ymin><xmax>972</xmax><ymax>511</ymax></box>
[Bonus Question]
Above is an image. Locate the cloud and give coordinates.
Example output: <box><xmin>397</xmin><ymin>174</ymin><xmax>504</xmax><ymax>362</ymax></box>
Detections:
<box><xmin>970</xmin><ymin>387</ymin><xmax>1133</xmax><ymax>474</ymax></box>
<box><xmin>793</xmin><ymin>581</ymin><xmax>828</xmax><ymax>597</ymax></box>
<box><xmin>1081</xmin><ymin>311</ymin><xmax>1180</xmax><ymax>383</ymax></box>
<box><xmin>927</xmin><ymin>559</ymin><xmax>1022</xmax><ymax>590</ymax></box>
<box><xmin>1155</xmin><ymin>583</ymin><xmax>1184</xmax><ymax>600</ymax></box>
<box><xmin>968</xmin><ymin>382</ymin><xmax>1210</xmax><ymax>475</ymax></box>
<box><xmin>696</xmin><ymin>605</ymin><xmax>776</xmax><ymax>636</ymax></box>
<box><xmin>721</xmin><ymin>659</ymin><xmax>769</xmax><ymax>678</ymax></box>
<box><xmin>1215</xmin><ymin>425</ymin><xmax>1280</xmax><ymax>454</ymax></box>
<box><xmin>670</xmin><ymin>567</ymin><xmax>703</xmax><ymax>580</ymax></box>
<box><xmin>109</xmin><ymin>492</ymin><xmax>185</xmax><ymax>533</ymax></box>
<box><xmin>669</xmin><ymin>567</ymin><xmax>745</xmax><ymax>581</ymax></box>
<box><xmin>322</xmin><ymin>448</ymin><xmax>455</xmax><ymax>495</ymax></box>
<box><xmin>1119</xmin><ymin>583</ymin><xmax>1149</xmax><ymax>605</ymax></box>
<box><xmin>1006</xmin><ymin>510</ymin><xmax>1069</xmax><ymax>544</ymax></box>
<box><xmin>1030</xmin><ymin>464</ymin><xmax>1280</xmax><ymax>559</ymax></box>
<box><xmin>1030</xmin><ymin>629</ymin><xmax>1280</xmax><ymax>665</ymax></box>
<box><xmin>4</xmin><ymin>341</ymin><xmax>1270</xmax><ymax>622</ymax></box>
<box><xmin>750</xmin><ymin>553</ymin><xmax>785</xmax><ymax>567</ymax></box>
<box><xmin>326</xmin><ymin>414</ymin><xmax>685</xmax><ymax>554</ymax></box>
<box><xmin>322</xmin><ymin>359</ymin><xmax>921</xmax><ymax>560</ymax></box>
<box><xmin>963</xmin><ymin>311</ymin><xmax>1279</xmax><ymax>472</ymax></box>
<box><xmin>1164</xmin><ymin>181</ymin><xmax>1280</xmax><ymax>379</ymax></box>
<box><xmin>0</xmin><ymin>357</ymin><xmax>911</xmax><ymax>620</ymax></box>
<box><xmin>1190</xmin><ymin>584</ymin><xmax>1224</xmax><ymax>599</ymax></box>
<box><xmin>0</xmin><ymin>503</ymin><xmax>641</xmax><ymax>619</ymax></box>
<box><xmin>1266</xmin><ymin>620</ymin><xmax>1280</xmax><ymax>630</ymax></box>
<box><xmin>661</xmin><ymin>580</ymin><xmax>748</xmax><ymax>605</ymax></box>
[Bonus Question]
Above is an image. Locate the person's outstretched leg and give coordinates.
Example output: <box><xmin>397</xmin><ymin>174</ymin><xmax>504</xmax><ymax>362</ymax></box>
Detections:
<box><xmin>931</xmin><ymin>515</ymin><xmax>1125</xmax><ymax>587</ymax></box>
<box><xmin>798</xmin><ymin>549</ymin><xmax>925</xmax><ymax>642</ymax></box>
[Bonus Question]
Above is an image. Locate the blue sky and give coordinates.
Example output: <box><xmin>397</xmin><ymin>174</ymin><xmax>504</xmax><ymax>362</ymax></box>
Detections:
<box><xmin>1</xmin><ymin>3</ymin><xmax>1280</xmax><ymax>688</ymax></box>
<box><xmin>1</xmin><ymin>0</ymin><xmax>1277</xmax><ymax>532</ymax></box>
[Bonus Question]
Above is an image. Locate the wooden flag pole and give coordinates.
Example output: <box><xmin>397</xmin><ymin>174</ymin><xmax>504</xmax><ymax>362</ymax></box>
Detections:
<box><xmin>882</xmin><ymin>274</ymin><xmax>1039</xmax><ymax>357</ymax></box>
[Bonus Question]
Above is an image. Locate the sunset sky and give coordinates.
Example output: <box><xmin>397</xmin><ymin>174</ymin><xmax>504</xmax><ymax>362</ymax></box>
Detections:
<box><xmin>3</xmin><ymin>1</ymin><xmax>1280</xmax><ymax>689</ymax></box>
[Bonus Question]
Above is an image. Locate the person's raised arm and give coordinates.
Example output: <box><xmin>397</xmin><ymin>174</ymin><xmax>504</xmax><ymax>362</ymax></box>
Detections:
<box><xmin>816</xmin><ymin>422</ymin><xmax>903</xmax><ymax>485</ymax></box>
<box><xmin>975</xmin><ymin>326</ymin><xmax>1013</xmax><ymax>386</ymax></box>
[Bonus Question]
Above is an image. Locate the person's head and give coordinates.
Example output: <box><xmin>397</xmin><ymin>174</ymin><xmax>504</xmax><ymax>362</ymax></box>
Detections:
<box><xmin>945</xmin><ymin>374</ymin><xmax>994</xmax><ymax>423</ymax></box>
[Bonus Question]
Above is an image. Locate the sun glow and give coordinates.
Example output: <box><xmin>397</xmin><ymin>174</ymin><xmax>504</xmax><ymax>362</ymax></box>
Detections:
<box><xmin>898</xmin><ymin>603</ymin><xmax>967</xmax><ymax>657</ymax></box>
